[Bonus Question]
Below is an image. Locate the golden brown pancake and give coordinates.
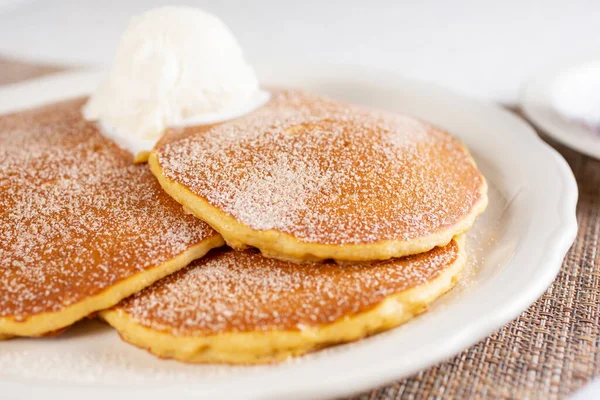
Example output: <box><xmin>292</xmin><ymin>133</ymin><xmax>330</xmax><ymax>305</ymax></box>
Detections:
<box><xmin>0</xmin><ymin>99</ymin><xmax>224</xmax><ymax>338</ymax></box>
<box><xmin>101</xmin><ymin>235</ymin><xmax>466</xmax><ymax>364</ymax></box>
<box><xmin>150</xmin><ymin>90</ymin><xmax>487</xmax><ymax>262</ymax></box>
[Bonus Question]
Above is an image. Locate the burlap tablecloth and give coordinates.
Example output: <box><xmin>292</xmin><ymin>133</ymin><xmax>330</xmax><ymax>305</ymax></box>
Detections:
<box><xmin>1</xmin><ymin>58</ymin><xmax>598</xmax><ymax>400</ymax></box>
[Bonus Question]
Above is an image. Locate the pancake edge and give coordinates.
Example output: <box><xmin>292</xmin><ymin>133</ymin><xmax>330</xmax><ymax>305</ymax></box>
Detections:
<box><xmin>0</xmin><ymin>234</ymin><xmax>224</xmax><ymax>338</ymax></box>
<box><xmin>149</xmin><ymin>150</ymin><xmax>487</xmax><ymax>262</ymax></box>
<box><xmin>100</xmin><ymin>235</ymin><xmax>466</xmax><ymax>365</ymax></box>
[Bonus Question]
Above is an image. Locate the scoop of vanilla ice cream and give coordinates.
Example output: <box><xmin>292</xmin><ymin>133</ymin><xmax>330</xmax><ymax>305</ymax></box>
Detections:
<box><xmin>83</xmin><ymin>6</ymin><xmax>266</xmax><ymax>154</ymax></box>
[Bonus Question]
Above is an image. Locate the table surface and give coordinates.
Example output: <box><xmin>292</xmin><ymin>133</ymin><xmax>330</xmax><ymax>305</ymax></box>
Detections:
<box><xmin>1</xmin><ymin>58</ymin><xmax>598</xmax><ymax>400</ymax></box>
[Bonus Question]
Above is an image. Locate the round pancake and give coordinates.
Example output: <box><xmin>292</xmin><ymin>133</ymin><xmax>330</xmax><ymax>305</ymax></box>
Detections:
<box><xmin>0</xmin><ymin>99</ymin><xmax>224</xmax><ymax>338</ymax></box>
<box><xmin>101</xmin><ymin>235</ymin><xmax>466</xmax><ymax>364</ymax></box>
<box><xmin>150</xmin><ymin>90</ymin><xmax>487</xmax><ymax>262</ymax></box>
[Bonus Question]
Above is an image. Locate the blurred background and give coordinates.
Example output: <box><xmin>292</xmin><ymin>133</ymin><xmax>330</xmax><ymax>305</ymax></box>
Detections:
<box><xmin>0</xmin><ymin>0</ymin><xmax>598</xmax><ymax>102</ymax></box>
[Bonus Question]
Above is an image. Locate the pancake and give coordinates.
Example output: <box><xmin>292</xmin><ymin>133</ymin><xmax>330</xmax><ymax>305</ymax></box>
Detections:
<box><xmin>0</xmin><ymin>99</ymin><xmax>224</xmax><ymax>338</ymax></box>
<box><xmin>101</xmin><ymin>235</ymin><xmax>466</xmax><ymax>364</ymax></box>
<box><xmin>149</xmin><ymin>90</ymin><xmax>487</xmax><ymax>263</ymax></box>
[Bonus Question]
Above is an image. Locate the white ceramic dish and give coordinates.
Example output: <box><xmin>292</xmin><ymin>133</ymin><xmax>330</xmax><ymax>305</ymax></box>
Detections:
<box><xmin>520</xmin><ymin>60</ymin><xmax>600</xmax><ymax>160</ymax></box>
<box><xmin>0</xmin><ymin>66</ymin><xmax>578</xmax><ymax>400</ymax></box>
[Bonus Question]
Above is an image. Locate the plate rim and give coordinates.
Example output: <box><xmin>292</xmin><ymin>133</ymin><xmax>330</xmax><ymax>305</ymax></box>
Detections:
<box><xmin>520</xmin><ymin>59</ymin><xmax>600</xmax><ymax>160</ymax></box>
<box><xmin>0</xmin><ymin>65</ymin><xmax>578</xmax><ymax>400</ymax></box>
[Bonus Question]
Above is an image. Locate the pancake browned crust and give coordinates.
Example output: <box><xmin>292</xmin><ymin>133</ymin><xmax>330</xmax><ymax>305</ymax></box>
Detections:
<box><xmin>0</xmin><ymin>99</ymin><xmax>224</xmax><ymax>338</ymax></box>
<box><xmin>150</xmin><ymin>90</ymin><xmax>487</xmax><ymax>263</ymax></box>
<box><xmin>101</xmin><ymin>235</ymin><xmax>466</xmax><ymax>364</ymax></box>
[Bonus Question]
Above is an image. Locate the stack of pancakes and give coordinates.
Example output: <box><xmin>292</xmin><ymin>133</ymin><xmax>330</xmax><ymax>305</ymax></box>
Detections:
<box><xmin>0</xmin><ymin>90</ymin><xmax>487</xmax><ymax>363</ymax></box>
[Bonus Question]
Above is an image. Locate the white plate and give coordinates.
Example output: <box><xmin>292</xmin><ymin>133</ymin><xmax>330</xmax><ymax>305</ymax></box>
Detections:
<box><xmin>520</xmin><ymin>60</ymin><xmax>600</xmax><ymax>159</ymax></box>
<box><xmin>0</xmin><ymin>66</ymin><xmax>578</xmax><ymax>400</ymax></box>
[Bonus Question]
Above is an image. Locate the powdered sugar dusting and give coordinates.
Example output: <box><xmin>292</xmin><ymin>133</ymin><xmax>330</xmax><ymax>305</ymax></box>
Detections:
<box><xmin>118</xmin><ymin>240</ymin><xmax>460</xmax><ymax>334</ymax></box>
<box><xmin>158</xmin><ymin>90</ymin><xmax>485</xmax><ymax>245</ymax></box>
<box><xmin>0</xmin><ymin>99</ymin><xmax>218</xmax><ymax>319</ymax></box>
